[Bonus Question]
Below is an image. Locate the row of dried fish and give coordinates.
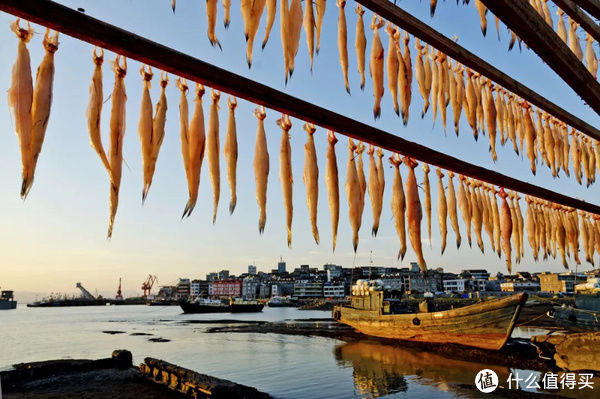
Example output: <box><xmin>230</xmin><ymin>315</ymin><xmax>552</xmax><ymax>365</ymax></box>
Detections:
<box><xmin>462</xmin><ymin>0</ymin><xmax>599</xmax><ymax>78</ymax></box>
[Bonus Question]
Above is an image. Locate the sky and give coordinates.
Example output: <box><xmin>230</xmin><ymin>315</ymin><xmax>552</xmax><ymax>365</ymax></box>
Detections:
<box><xmin>0</xmin><ymin>0</ymin><xmax>599</xmax><ymax>300</ymax></box>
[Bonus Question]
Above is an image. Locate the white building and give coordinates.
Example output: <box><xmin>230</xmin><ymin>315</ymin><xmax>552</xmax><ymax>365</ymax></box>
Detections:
<box><xmin>242</xmin><ymin>277</ymin><xmax>259</xmax><ymax>299</ymax></box>
<box><xmin>294</xmin><ymin>281</ymin><xmax>323</xmax><ymax>298</ymax></box>
<box><xmin>191</xmin><ymin>280</ymin><xmax>201</xmax><ymax>297</ymax></box>
<box><xmin>323</xmin><ymin>283</ymin><xmax>345</xmax><ymax>298</ymax></box>
<box><xmin>443</xmin><ymin>279</ymin><xmax>468</xmax><ymax>292</ymax></box>
<box><xmin>501</xmin><ymin>281</ymin><xmax>540</xmax><ymax>292</ymax></box>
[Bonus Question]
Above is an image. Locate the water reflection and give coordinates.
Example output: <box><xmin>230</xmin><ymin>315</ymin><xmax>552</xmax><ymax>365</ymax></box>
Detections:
<box><xmin>335</xmin><ymin>341</ymin><xmax>510</xmax><ymax>398</ymax></box>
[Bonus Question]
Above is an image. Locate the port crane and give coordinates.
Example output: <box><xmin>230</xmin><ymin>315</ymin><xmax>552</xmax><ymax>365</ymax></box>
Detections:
<box><xmin>75</xmin><ymin>282</ymin><xmax>96</xmax><ymax>300</ymax></box>
<box><xmin>141</xmin><ymin>275</ymin><xmax>158</xmax><ymax>299</ymax></box>
<box><xmin>115</xmin><ymin>277</ymin><xmax>123</xmax><ymax>301</ymax></box>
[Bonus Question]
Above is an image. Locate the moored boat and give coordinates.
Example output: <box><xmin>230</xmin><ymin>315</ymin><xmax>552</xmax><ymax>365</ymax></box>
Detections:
<box><xmin>549</xmin><ymin>295</ymin><xmax>600</xmax><ymax>332</ymax></box>
<box><xmin>333</xmin><ymin>281</ymin><xmax>527</xmax><ymax>350</ymax></box>
<box><xmin>180</xmin><ymin>297</ymin><xmax>264</xmax><ymax>314</ymax></box>
<box><xmin>0</xmin><ymin>290</ymin><xmax>17</xmax><ymax>310</ymax></box>
<box><xmin>266</xmin><ymin>296</ymin><xmax>297</xmax><ymax>307</ymax></box>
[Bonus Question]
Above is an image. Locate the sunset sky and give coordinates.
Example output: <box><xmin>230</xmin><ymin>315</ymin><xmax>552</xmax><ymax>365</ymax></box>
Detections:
<box><xmin>0</xmin><ymin>0</ymin><xmax>598</xmax><ymax>300</ymax></box>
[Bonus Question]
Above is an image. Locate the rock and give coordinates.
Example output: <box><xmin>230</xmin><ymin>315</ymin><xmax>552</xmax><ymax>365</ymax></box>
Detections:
<box><xmin>112</xmin><ymin>350</ymin><xmax>133</xmax><ymax>368</ymax></box>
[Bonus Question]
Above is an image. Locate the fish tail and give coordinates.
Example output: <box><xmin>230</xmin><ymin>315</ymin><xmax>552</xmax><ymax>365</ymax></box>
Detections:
<box><xmin>229</xmin><ymin>199</ymin><xmax>236</xmax><ymax>215</ymax></box>
<box><xmin>182</xmin><ymin>198</ymin><xmax>196</xmax><ymax>219</ymax></box>
<box><xmin>287</xmin><ymin>229</ymin><xmax>292</xmax><ymax>248</ymax></box>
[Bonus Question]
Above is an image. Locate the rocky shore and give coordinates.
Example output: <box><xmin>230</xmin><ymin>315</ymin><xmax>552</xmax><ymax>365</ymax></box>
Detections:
<box><xmin>0</xmin><ymin>350</ymin><xmax>271</xmax><ymax>399</ymax></box>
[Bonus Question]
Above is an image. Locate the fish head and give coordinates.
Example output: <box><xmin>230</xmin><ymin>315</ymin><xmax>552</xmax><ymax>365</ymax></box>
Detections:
<box><xmin>436</xmin><ymin>168</ymin><xmax>444</xmax><ymax>178</ymax></box>
<box><xmin>355</xmin><ymin>4</ymin><xmax>364</xmax><ymax>16</ymax></box>
<box><xmin>303</xmin><ymin>122</ymin><xmax>316</xmax><ymax>135</ymax></box>
<box><xmin>336</xmin><ymin>0</ymin><xmax>346</xmax><ymax>8</ymax></box>
<box><xmin>402</xmin><ymin>156</ymin><xmax>417</xmax><ymax>169</ymax></box>
<box><xmin>422</xmin><ymin>163</ymin><xmax>430</xmax><ymax>174</ymax></box>
<box><xmin>376</xmin><ymin>148</ymin><xmax>384</xmax><ymax>159</ymax></box>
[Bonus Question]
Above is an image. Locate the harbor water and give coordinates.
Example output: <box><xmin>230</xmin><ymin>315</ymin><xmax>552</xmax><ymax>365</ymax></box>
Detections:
<box><xmin>0</xmin><ymin>305</ymin><xmax>596</xmax><ymax>398</ymax></box>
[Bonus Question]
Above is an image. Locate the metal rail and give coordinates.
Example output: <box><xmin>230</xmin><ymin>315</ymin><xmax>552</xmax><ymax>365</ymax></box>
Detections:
<box><xmin>1</xmin><ymin>0</ymin><xmax>599</xmax><ymax>214</ymax></box>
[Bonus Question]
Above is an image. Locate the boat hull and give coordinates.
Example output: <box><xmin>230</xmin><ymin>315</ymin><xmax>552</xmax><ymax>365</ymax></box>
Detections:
<box><xmin>0</xmin><ymin>300</ymin><xmax>17</xmax><ymax>310</ymax></box>
<box><xmin>333</xmin><ymin>293</ymin><xmax>527</xmax><ymax>350</ymax></box>
<box><xmin>551</xmin><ymin>306</ymin><xmax>600</xmax><ymax>332</ymax></box>
<box><xmin>180</xmin><ymin>302</ymin><xmax>264</xmax><ymax>314</ymax></box>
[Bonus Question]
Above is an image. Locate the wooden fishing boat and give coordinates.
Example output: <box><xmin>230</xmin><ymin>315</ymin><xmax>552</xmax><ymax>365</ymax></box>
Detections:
<box><xmin>333</xmin><ymin>291</ymin><xmax>527</xmax><ymax>350</ymax></box>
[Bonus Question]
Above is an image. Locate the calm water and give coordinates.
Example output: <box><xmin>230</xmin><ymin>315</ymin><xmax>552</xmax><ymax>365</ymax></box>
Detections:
<box><xmin>0</xmin><ymin>305</ymin><xmax>596</xmax><ymax>398</ymax></box>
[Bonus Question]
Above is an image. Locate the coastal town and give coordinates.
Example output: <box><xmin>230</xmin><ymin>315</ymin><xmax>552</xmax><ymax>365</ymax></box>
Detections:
<box><xmin>155</xmin><ymin>259</ymin><xmax>600</xmax><ymax>302</ymax></box>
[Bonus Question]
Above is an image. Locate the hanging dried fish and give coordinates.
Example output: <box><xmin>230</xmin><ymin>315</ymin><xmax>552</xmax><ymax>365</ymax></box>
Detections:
<box><xmin>370</xmin><ymin>15</ymin><xmax>385</xmax><ymax>119</ymax></box>
<box><xmin>422</xmin><ymin>163</ymin><xmax>432</xmax><ymax>246</ymax></box>
<box><xmin>207</xmin><ymin>90</ymin><xmax>221</xmax><ymax>223</ymax></box>
<box><xmin>86</xmin><ymin>47</ymin><xmax>113</xmax><ymax>185</ymax></box>
<box><xmin>475</xmin><ymin>0</ymin><xmax>488</xmax><ymax>36</ymax></box>
<box><xmin>499</xmin><ymin>188</ymin><xmax>513</xmax><ymax>273</ymax></box>
<box><xmin>346</xmin><ymin>139</ymin><xmax>362</xmax><ymax>252</ymax></box>
<box><xmin>337</xmin><ymin>0</ymin><xmax>350</xmax><ymax>94</ymax></box>
<box><xmin>436</xmin><ymin>168</ymin><xmax>447</xmax><ymax>254</ymax></box>
<box><xmin>303</xmin><ymin>123</ymin><xmax>320</xmax><ymax>244</ymax></box>
<box><xmin>107</xmin><ymin>56</ymin><xmax>127</xmax><ymax>239</ymax></box>
<box><xmin>242</xmin><ymin>0</ymin><xmax>267</xmax><ymax>68</ymax></box>
<box><xmin>288</xmin><ymin>0</ymin><xmax>303</xmax><ymax>77</ymax></box>
<box><xmin>355</xmin><ymin>4</ymin><xmax>367</xmax><ymax>90</ymax></box>
<box><xmin>262</xmin><ymin>0</ymin><xmax>277</xmax><ymax>49</ymax></box>
<box><xmin>368</xmin><ymin>146</ymin><xmax>381</xmax><ymax>236</ymax></box>
<box><xmin>206</xmin><ymin>0</ymin><xmax>222</xmax><ymax>49</ymax></box>
<box><xmin>402</xmin><ymin>34</ymin><xmax>413</xmax><ymax>125</ymax></box>
<box><xmin>303</xmin><ymin>0</ymin><xmax>315</xmax><ymax>71</ymax></box>
<box><xmin>224</xmin><ymin>96</ymin><xmax>238</xmax><ymax>214</ymax></box>
<box><xmin>386</xmin><ymin>24</ymin><xmax>399</xmax><ymax>115</ymax></box>
<box><xmin>278</xmin><ymin>115</ymin><xmax>293</xmax><ymax>247</ymax></box>
<box><xmin>223</xmin><ymin>0</ymin><xmax>231</xmax><ymax>28</ymax></box>
<box><xmin>469</xmin><ymin>181</ymin><xmax>484</xmax><ymax>253</ymax></box>
<box><xmin>145</xmin><ymin>72</ymin><xmax>169</xmax><ymax>200</ymax></box>
<box><xmin>177</xmin><ymin>79</ymin><xmax>192</xmax><ymax>215</ymax></box>
<box><xmin>375</xmin><ymin>148</ymin><xmax>385</xmax><ymax>236</ymax></box>
<box><xmin>182</xmin><ymin>83</ymin><xmax>207</xmax><ymax>218</ymax></box>
<box><xmin>138</xmin><ymin>66</ymin><xmax>154</xmax><ymax>202</ymax></box>
<box><xmin>326</xmin><ymin>131</ymin><xmax>340</xmax><ymax>251</ymax></box>
<box><xmin>457</xmin><ymin>175</ymin><xmax>472</xmax><ymax>247</ymax></box>
<box><xmin>356</xmin><ymin>143</ymin><xmax>367</xmax><ymax>224</ymax></box>
<box><xmin>447</xmin><ymin>171</ymin><xmax>461</xmax><ymax>248</ymax></box>
<box><xmin>254</xmin><ymin>106</ymin><xmax>269</xmax><ymax>234</ymax></box>
<box><xmin>8</xmin><ymin>19</ymin><xmax>34</xmax><ymax>198</ymax></box>
<box><xmin>568</xmin><ymin>18</ymin><xmax>583</xmax><ymax>62</ymax></box>
<box><xmin>29</xmin><ymin>28</ymin><xmax>59</xmax><ymax>197</ymax></box>
<box><xmin>315</xmin><ymin>0</ymin><xmax>327</xmax><ymax>54</ymax></box>
<box><xmin>404</xmin><ymin>157</ymin><xmax>427</xmax><ymax>272</ymax></box>
<box><xmin>556</xmin><ymin>9</ymin><xmax>568</xmax><ymax>44</ymax></box>
<box><xmin>430</xmin><ymin>0</ymin><xmax>438</xmax><ymax>17</ymax></box>
<box><xmin>390</xmin><ymin>155</ymin><xmax>407</xmax><ymax>260</ymax></box>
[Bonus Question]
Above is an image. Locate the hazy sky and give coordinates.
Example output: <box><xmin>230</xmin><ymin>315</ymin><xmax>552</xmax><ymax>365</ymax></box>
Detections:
<box><xmin>0</xmin><ymin>0</ymin><xmax>598</xmax><ymax>298</ymax></box>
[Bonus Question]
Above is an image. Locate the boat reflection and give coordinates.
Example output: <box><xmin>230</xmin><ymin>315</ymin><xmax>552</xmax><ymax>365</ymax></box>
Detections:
<box><xmin>335</xmin><ymin>341</ymin><xmax>510</xmax><ymax>398</ymax></box>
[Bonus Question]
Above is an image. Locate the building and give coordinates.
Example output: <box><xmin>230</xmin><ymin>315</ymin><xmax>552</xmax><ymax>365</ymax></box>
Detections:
<box><xmin>500</xmin><ymin>281</ymin><xmax>540</xmax><ymax>292</ymax></box>
<box><xmin>470</xmin><ymin>279</ymin><xmax>487</xmax><ymax>292</ymax></box>
<box><xmin>294</xmin><ymin>281</ymin><xmax>323</xmax><ymax>298</ymax></box>
<box><xmin>539</xmin><ymin>272</ymin><xmax>587</xmax><ymax>294</ymax></box>
<box><xmin>212</xmin><ymin>279</ymin><xmax>242</xmax><ymax>297</ymax></box>
<box><xmin>324</xmin><ymin>264</ymin><xmax>343</xmax><ymax>280</ymax></box>
<box><xmin>323</xmin><ymin>282</ymin><xmax>345</xmax><ymax>298</ymax></box>
<box><xmin>404</xmin><ymin>271</ymin><xmax>441</xmax><ymax>293</ymax></box>
<box><xmin>156</xmin><ymin>286</ymin><xmax>175</xmax><ymax>299</ymax></box>
<box><xmin>218</xmin><ymin>270</ymin><xmax>230</xmax><ymax>280</ymax></box>
<box><xmin>248</xmin><ymin>265</ymin><xmax>257</xmax><ymax>275</ymax></box>
<box><xmin>176</xmin><ymin>279</ymin><xmax>191</xmax><ymax>300</ymax></box>
<box><xmin>190</xmin><ymin>280</ymin><xmax>210</xmax><ymax>297</ymax></box>
<box><xmin>206</xmin><ymin>272</ymin><xmax>218</xmax><ymax>282</ymax></box>
<box><xmin>443</xmin><ymin>279</ymin><xmax>468</xmax><ymax>292</ymax></box>
<box><xmin>381</xmin><ymin>277</ymin><xmax>404</xmax><ymax>291</ymax></box>
<box><xmin>270</xmin><ymin>279</ymin><xmax>295</xmax><ymax>297</ymax></box>
<box><xmin>460</xmin><ymin>269</ymin><xmax>491</xmax><ymax>280</ymax></box>
<box><xmin>242</xmin><ymin>277</ymin><xmax>259</xmax><ymax>299</ymax></box>
<box><xmin>277</xmin><ymin>260</ymin><xmax>286</xmax><ymax>274</ymax></box>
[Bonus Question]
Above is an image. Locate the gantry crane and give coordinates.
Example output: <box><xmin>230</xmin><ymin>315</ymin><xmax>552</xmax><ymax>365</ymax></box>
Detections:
<box><xmin>115</xmin><ymin>277</ymin><xmax>123</xmax><ymax>301</ymax></box>
<box><xmin>141</xmin><ymin>275</ymin><xmax>158</xmax><ymax>299</ymax></box>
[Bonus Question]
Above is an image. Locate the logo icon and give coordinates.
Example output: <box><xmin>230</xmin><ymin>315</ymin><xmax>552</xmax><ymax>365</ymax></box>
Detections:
<box><xmin>475</xmin><ymin>369</ymin><xmax>499</xmax><ymax>393</ymax></box>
